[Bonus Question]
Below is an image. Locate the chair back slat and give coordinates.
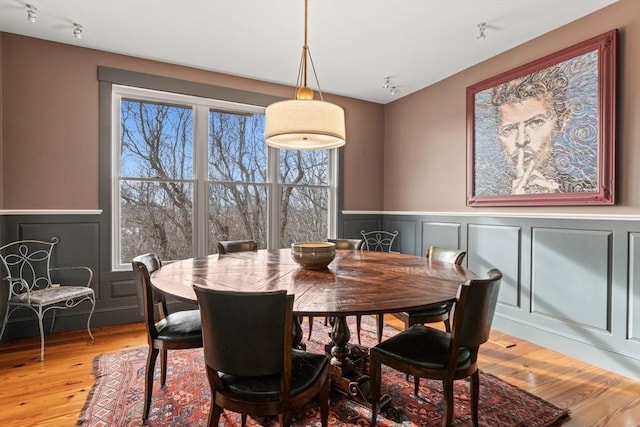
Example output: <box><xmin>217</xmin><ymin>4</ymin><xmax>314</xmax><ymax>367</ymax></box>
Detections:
<box><xmin>327</xmin><ymin>238</ymin><xmax>364</xmax><ymax>250</ymax></box>
<box><xmin>455</xmin><ymin>268</ymin><xmax>502</xmax><ymax>348</ymax></box>
<box><xmin>195</xmin><ymin>287</ymin><xmax>291</xmax><ymax>377</ymax></box>
<box><xmin>0</xmin><ymin>238</ymin><xmax>58</xmax><ymax>293</ymax></box>
<box><xmin>132</xmin><ymin>253</ymin><xmax>164</xmax><ymax>339</ymax></box>
<box><xmin>426</xmin><ymin>246</ymin><xmax>466</xmax><ymax>265</ymax></box>
<box><xmin>216</xmin><ymin>240</ymin><xmax>258</xmax><ymax>254</ymax></box>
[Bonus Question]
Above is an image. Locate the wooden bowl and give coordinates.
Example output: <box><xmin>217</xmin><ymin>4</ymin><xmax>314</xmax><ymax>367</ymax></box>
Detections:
<box><xmin>291</xmin><ymin>242</ymin><xmax>336</xmax><ymax>270</ymax></box>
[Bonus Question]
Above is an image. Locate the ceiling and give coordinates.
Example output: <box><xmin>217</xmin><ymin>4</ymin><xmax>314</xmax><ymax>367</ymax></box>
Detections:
<box><xmin>0</xmin><ymin>0</ymin><xmax>618</xmax><ymax>104</ymax></box>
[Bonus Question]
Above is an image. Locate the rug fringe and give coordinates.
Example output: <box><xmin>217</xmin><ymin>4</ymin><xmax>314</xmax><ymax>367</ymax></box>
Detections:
<box><xmin>76</xmin><ymin>353</ymin><xmax>102</xmax><ymax>426</ymax></box>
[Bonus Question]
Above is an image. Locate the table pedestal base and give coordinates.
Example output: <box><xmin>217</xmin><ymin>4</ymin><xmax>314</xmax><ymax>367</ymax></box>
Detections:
<box><xmin>324</xmin><ymin>342</ymin><xmax>391</xmax><ymax>411</ymax></box>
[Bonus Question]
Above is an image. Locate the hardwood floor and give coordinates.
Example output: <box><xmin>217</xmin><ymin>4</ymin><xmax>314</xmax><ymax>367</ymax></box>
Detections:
<box><xmin>0</xmin><ymin>317</ymin><xmax>639</xmax><ymax>426</ymax></box>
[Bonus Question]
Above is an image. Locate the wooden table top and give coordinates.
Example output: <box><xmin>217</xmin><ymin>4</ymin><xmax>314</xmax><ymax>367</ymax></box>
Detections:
<box><xmin>150</xmin><ymin>248</ymin><xmax>477</xmax><ymax>317</ymax></box>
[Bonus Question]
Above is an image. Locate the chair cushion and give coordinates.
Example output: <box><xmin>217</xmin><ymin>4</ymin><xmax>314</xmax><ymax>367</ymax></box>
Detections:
<box><xmin>372</xmin><ymin>324</ymin><xmax>470</xmax><ymax>369</ymax></box>
<box><xmin>10</xmin><ymin>286</ymin><xmax>94</xmax><ymax>306</ymax></box>
<box><xmin>405</xmin><ymin>303</ymin><xmax>450</xmax><ymax>317</ymax></box>
<box><xmin>156</xmin><ymin>309</ymin><xmax>203</xmax><ymax>342</ymax></box>
<box><xmin>219</xmin><ymin>349</ymin><xmax>329</xmax><ymax>401</ymax></box>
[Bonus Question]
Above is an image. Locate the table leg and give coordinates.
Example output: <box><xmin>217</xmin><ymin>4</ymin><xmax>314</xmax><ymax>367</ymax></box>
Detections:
<box><xmin>293</xmin><ymin>316</ymin><xmax>306</xmax><ymax>350</ymax></box>
<box><xmin>330</xmin><ymin>315</ymin><xmax>351</xmax><ymax>367</ymax></box>
<box><xmin>326</xmin><ymin>315</ymin><xmax>391</xmax><ymax>411</ymax></box>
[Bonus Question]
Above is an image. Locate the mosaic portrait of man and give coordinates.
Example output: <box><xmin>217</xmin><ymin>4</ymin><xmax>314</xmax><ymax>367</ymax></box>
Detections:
<box><xmin>472</xmin><ymin>51</ymin><xmax>599</xmax><ymax>197</ymax></box>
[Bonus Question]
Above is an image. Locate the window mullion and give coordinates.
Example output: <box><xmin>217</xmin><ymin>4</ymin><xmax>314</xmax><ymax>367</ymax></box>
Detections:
<box><xmin>111</xmin><ymin>92</ymin><xmax>123</xmax><ymax>270</ymax></box>
<box><xmin>194</xmin><ymin>105</ymin><xmax>209</xmax><ymax>257</ymax></box>
<box><xmin>267</xmin><ymin>146</ymin><xmax>280</xmax><ymax>250</ymax></box>
<box><xmin>327</xmin><ymin>149</ymin><xmax>338</xmax><ymax>238</ymax></box>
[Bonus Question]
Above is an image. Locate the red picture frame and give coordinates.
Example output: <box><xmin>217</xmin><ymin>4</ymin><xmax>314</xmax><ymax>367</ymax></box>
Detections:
<box><xmin>466</xmin><ymin>29</ymin><xmax>617</xmax><ymax>206</ymax></box>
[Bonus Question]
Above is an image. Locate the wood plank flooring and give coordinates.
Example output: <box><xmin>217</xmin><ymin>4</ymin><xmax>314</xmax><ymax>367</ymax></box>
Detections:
<box><xmin>0</xmin><ymin>317</ymin><xmax>639</xmax><ymax>427</ymax></box>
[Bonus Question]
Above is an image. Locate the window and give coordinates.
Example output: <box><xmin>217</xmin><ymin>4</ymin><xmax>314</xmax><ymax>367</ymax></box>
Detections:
<box><xmin>112</xmin><ymin>85</ymin><xmax>337</xmax><ymax>269</ymax></box>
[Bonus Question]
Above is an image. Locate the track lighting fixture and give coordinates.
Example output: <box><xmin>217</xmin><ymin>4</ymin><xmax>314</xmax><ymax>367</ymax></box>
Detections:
<box><xmin>477</xmin><ymin>22</ymin><xmax>487</xmax><ymax>40</ymax></box>
<box><xmin>26</xmin><ymin>4</ymin><xmax>37</xmax><ymax>23</ymax></box>
<box><xmin>383</xmin><ymin>77</ymin><xmax>397</xmax><ymax>96</ymax></box>
<box><xmin>25</xmin><ymin>5</ymin><xmax>85</xmax><ymax>41</ymax></box>
<box><xmin>73</xmin><ymin>23</ymin><xmax>83</xmax><ymax>39</ymax></box>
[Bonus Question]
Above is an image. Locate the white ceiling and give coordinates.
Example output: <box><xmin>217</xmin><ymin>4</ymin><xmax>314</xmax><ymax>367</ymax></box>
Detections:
<box><xmin>0</xmin><ymin>0</ymin><xmax>618</xmax><ymax>104</ymax></box>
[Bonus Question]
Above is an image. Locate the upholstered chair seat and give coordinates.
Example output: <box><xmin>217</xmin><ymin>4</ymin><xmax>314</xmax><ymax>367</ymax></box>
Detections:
<box><xmin>220</xmin><ymin>349</ymin><xmax>329</xmax><ymax>399</ymax></box>
<box><xmin>373</xmin><ymin>324</ymin><xmax>472</xmax><ymax>369</ymax></box>
<box><xmin>154</xmin><ymin>310</ymin><xmax>202</xmax><ymax>342</ymax></box>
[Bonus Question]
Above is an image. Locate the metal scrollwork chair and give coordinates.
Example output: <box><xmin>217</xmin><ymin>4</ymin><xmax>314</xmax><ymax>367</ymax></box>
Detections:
<box><xmin>360</xmin><ymin>230</ymin><xmax>399</xmax><ymax>253</ymax></box>
<box><xmin>194</xmin><ymin>287</ymin><xmax>330</xmax><ymax>427</ymax></box>
<box><xmin>392</xmin><ymin>245</ymin><xmax>467</xmax><ymax>333</ymax></box>
<box><xmin>216</xmin><ymin>239</ymin><xmax>258</xmax><ymax>254</ymax></box>
<box><xmin>359</xmin><ymin>230</ymin><xmax>399</xmax><ymax>343</ymax></box>
<box><xmin>369</xmin><ymin>269</ymin><xmax>502</xmax><ymax>427</ymax></box>
<box><xmin>132</xmin><ymin>253</ymin><xmax>203</xmax><ymax>420</ymax></box>
<box><xmin>0</xmin><ymin>237</ymin><xmax>95</xmax><ymax>361</ymax></box>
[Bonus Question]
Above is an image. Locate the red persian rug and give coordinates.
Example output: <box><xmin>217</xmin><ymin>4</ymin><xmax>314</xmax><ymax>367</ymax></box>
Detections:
<box><xmin>78</xmin><ymin>318</ymin><xmax>570</xmax><ymax>426</ymax></box>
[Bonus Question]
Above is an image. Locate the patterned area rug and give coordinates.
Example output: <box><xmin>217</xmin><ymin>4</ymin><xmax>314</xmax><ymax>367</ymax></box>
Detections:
<box><xmin>78</xmin><ymin>318</ymin><xmax>570</xmax><ymax>426</ymax></box>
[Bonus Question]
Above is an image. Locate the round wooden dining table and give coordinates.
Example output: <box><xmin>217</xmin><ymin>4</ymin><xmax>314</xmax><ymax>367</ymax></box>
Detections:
<box><xmin>150</xmin><ymin>248</ymin><xmax>477</xmax><ymax>408</ymax></box>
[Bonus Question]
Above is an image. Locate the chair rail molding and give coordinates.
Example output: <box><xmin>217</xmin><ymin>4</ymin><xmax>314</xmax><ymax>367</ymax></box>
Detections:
<box><xmin>343</xmin><ymin>210</ymin><xmax>640</xmax><ymax>221</ymax></box>
<box><xmin>0</xmin><ymin>210</ymin><xmax>102</xmax><ymax>215</ymax></box>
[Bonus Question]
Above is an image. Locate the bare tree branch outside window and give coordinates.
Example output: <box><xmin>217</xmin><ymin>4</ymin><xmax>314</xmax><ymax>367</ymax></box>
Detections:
<box><xmin>208</xmin><ymin>111</ymin><xmax>267</xmax><ymax>248</ymax></box>
<box><xmin>120</xmin><ymin>100</ymin><xmax>194</xmax><ymax>262</ymax></box>
<box><xmin>117</xmin><ymin>92</ymin><xmax>333</xmax><ymax>265</ymax></box>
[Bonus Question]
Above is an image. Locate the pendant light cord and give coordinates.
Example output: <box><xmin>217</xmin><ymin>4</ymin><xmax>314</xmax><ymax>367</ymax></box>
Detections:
<box><xmin>302</xmin><ymin>0</ymin><xmax>308</xmax><ymax>89</ymax></box>
<box><xmin>295</xmin><ymin>0</ymin><xmax>325</xmax><ymax>101</ymax></box>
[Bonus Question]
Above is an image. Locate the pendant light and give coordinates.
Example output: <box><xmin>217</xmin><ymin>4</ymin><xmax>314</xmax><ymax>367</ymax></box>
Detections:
<box><xmin>264</xmin><ymin>0</ymin><xmax>346</xmax><ymax>150</ymax></box>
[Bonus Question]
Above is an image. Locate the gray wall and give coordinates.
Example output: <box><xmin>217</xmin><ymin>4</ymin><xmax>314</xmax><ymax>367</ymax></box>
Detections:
<box><xmin>2</xmin><ymin>211</ymin><xmax>639</xmax><ymax>382</ymax></box>
<box><xmin>344</xmin><ymin>212</ymin><xmax>640</xmax><ymax>381</ymax></box>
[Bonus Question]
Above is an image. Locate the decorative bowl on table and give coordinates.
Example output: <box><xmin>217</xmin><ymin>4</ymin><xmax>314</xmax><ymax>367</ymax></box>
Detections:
<box><xmin>291</xmin><ymin>242</ymin><xmax>336</xmax><ymax>270</ymax></box>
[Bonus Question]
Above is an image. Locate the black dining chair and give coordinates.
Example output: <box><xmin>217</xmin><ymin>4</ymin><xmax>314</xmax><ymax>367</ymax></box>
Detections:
<box><xmin>193</xmin><ymin>286</ymin><xmax>330</xmax><ymax>427</ymax></box>
<box><xmin>327</xmin><ymin>238</ymin><xmax>364</xmax><ymax>250</ymax></box>
<box><xmin>132</xmin><ymin>253</ymin><xmax>203</xmax><ymax>420</ymax></box>
<box><xmin>369</xmin><ymin>269</ymin><xmax>502</xmax><ymax>427</ymax></box>
<box><xmin>392</xmin><ymin>245</ymin><xmax>467</xmax><ymax>333</ymax></box>
<box><xmin>216</xmin><ymin>239</ymin><xmax>258</xmax><ymax>254</ymax></box>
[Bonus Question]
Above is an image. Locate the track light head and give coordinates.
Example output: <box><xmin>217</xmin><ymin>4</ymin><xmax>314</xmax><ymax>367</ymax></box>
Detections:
<box><xmin>26</xmin><ymin>4</ymin><xmax>37</xmax><ymax>23</ymax></box>
<box><xmin>73</xmin><ymin>23</ymin><xmax>83</xmax><ymax>39</ymax></box>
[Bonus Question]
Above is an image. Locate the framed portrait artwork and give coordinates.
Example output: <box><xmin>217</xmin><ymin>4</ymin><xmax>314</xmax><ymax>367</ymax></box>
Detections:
<box><xmin>466</xmin><ymin>29</ymin><xmax>617</xmax><ymax>206</ymax></box>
